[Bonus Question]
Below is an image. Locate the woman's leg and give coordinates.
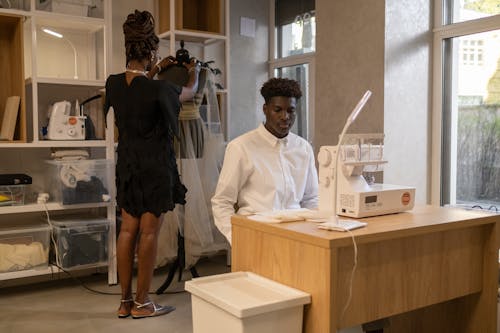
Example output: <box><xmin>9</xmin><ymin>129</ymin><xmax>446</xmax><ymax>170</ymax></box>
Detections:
<box><xmin>130</xmin><ymin>212</ymin><xmax>176</xmax><ymax>318</ymax></box>
<box><xmin>134</xmin><ymin>212</ymin><xmax>161</xmax><ymax>304</ymax></box>
<box><xmin>117</xmin><ymin>209</ymin><xmax>139</xmax><ymax>315</ymax></box>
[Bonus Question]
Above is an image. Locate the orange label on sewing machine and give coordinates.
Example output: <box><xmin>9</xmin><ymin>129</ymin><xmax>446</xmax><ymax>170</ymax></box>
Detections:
<box><xmin>401</xmin><ymin>192</ymin><xmax>411</xmax><ymax>206</ymax></box>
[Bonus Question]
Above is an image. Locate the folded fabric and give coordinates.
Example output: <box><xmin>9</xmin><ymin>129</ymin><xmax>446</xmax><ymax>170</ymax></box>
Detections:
<box><xmin>0</xmin><ymin>242</ymin><xmax>48</xmax><ymax>272</ymax></box>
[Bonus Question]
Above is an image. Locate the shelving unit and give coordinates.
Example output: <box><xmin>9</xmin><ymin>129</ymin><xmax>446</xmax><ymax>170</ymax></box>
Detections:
<box><xmin>156</xmin><ymin>0</ymin><xmax>230</xmax><ymax>140</ymax></box>
<box><xmin>0</xmin><ymin>0</ymin><xmax>116</xmax><ymax>284</ymax></box>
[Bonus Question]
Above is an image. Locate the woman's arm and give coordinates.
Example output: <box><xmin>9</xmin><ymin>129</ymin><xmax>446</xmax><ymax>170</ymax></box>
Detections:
<box><xmin>178</xmin><ymin>58</ymin><xmax>200</xmax><ymax>102</ymax></box>
<box><xmin>150</xmin><ymin>56</ymin><xmax>200</xmax><ymax>102</ymax></box>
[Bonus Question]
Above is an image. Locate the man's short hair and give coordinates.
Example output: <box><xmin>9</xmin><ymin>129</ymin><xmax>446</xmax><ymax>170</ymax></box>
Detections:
<box><xmin>260</xmin><ymin>78</ymin><xmax>302</xmax><ymax>103</ymax></box>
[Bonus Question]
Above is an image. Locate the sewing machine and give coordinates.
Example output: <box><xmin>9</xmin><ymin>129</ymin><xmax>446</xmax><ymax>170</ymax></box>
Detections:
<box><xmin>318</xmin><ymin>133</ymin><xmax>415</xmax><ymax>218</ymax></box>
<box><xmin>47</xmin><ymin>100</ymin><xmax>86</xmax><ymax>140</ymax></box>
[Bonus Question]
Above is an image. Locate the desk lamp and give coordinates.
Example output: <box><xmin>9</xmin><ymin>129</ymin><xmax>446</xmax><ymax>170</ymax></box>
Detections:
<box><xmin>42</xmin><ymin>28</ymin><xmax>78</xmax><ymax>79</ymax></box>
<box><xmin>330</xmin><ymin>90</ymin><xmax>372</xmax><ymax>224</ymax></box>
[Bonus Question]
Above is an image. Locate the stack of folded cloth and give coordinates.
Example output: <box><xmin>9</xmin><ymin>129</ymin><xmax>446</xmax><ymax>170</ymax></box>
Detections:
<box><xmin>0</xmin><ymin>242</ymin><xmax>48</xmax><ymax>272</ymax></box>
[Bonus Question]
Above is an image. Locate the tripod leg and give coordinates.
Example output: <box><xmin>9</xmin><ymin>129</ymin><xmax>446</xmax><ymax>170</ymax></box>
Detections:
<box><xmin>155</xmin><ymin>258</ymin><xmax>179</xmax><ymax>294</ymax></box>
<box><xmin>177</xmin><ymin>232</ymin><xmax>186</xmax><ymax>282</ymax></box>
<box><xmin>190</xmin><ymin>266</ymin><xmax>199</xmax><ymax>278</ymax></box>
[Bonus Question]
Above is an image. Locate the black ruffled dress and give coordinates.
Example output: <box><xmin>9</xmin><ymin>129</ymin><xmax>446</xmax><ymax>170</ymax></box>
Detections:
<box><xmin>104</xmin><ymin>73</ymin><xmax>187</xmax><ymax>217</ymax></box>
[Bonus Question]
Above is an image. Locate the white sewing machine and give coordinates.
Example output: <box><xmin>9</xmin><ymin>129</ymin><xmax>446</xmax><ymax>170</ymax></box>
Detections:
<box><xmin>318</xmin><ymin>133</ymin><xmax>415</xmax><ymax>218</ymax></box>
<box><xmin>47</xmin><ymin>100</ymin><xmax>86</xmax><ymax>140</ymax></box>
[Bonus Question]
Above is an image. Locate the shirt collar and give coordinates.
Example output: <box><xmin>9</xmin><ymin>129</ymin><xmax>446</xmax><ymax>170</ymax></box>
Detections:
<box><xmin>257</xmin><ymin>123</ymin><xmax>288</xmax><ymax>147</ymax></box>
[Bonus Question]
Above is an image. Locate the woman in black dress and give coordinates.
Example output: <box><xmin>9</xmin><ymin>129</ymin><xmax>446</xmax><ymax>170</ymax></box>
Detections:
<box><xmin>104</xmin><ymin>10</ymin><xmax>198</xmax><ymax>319</ymax></box>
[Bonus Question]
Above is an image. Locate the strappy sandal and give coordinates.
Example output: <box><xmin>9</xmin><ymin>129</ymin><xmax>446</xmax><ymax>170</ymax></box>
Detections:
<box><xmin>131</xmin><ymin>300</ymin><xmax>175</xmax><ymax>319</ymax></box>
<box><xmin>117</xmin><ymin>299</ymin><xmax>134</xmax><ymax>318</ymax></box>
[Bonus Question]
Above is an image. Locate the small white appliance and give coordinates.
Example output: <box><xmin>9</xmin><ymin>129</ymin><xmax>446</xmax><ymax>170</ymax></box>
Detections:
<box><xmin>47</xmin><ymin>100</ymin><xmax>86</xmax><ymax>140</ymax></box>
<box><xmin>318</xmin><ymin>134</ymin><xmax>416</xmax><ymax>218</ymax></box>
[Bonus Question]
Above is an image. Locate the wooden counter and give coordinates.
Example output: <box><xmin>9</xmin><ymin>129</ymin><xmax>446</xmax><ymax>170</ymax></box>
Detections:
<box><xmin>231</xmin><ymin>205</ymin><xmax>499</xmax><ymax>333</ymax></box>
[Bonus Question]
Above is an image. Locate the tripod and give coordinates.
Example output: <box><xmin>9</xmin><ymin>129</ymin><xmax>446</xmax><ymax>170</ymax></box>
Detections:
<box><xmin>155</xmin><ymin>230</ymin><xmax>199</xmax><ymax>294</ymax></box>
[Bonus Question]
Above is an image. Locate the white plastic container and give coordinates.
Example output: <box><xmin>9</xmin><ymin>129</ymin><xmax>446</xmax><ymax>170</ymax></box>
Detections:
<box><xmin>185</xmin><ymin>271</ymin><xmax>311</xmax><ymax>333</ymax></box>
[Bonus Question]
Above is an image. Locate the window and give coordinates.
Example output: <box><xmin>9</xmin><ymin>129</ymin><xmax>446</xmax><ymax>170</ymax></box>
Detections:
<box><xmin>270</xmin><ymin>0</ymin><xmax>315</xmax><ymax>142</ymax></box>
<box><xmin>445</xmin><ymin>0</ymin><xmax>500</xmax><ymax>24</ymax></box>
<box><xmin>274</xmin><ymin>64</ymin><xmax>310</xmax><ymax>139</ymax></box>
<box><xmin>461</xmin><ymin>39</ymin><xmax>485</xmax><ymax>66</ymax></box>
<box><xmin>433</xmin><ymin>0</ymin><xmax>500</xmax><ymax>209</ymax></box>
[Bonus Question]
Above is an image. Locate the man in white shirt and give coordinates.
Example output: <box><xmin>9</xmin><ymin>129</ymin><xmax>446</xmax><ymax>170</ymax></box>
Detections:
<box><xmin>211</xmin><ymin>78</ymin><xmax>318</xmax><ymax>244</ymax></box>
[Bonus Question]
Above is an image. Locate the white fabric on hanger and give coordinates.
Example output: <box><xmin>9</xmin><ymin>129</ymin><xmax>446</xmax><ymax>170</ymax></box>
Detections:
<box><xmin>156</xmin><ymin>67</ymin><xmax>228</xmax><ymax>268</ymax></box>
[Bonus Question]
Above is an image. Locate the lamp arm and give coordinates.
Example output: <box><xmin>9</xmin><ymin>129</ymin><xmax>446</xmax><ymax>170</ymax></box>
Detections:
<box><xmin>63</xmin><ymin>37</ymin><xmax>78</xmax><ymax>79</ymax></box>
<box><xmin>332</xmin><ymin>117</ymin><xmax>353</xmax><ymax>218</ymax></box>
<box><xmin>331</xmin><ymin>90</ymin><xmax>372</xmax><ymax>222</ymax></box>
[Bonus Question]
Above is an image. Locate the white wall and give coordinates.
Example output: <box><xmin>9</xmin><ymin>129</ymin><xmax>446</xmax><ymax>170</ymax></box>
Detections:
<box><xmin>384</xmin><ymin>0</ymin><xmax>431</xmax><ymax>204</ymax></box>
<box><xmin>110</xmin><ymin>0</ymin><xmax>155</xmax><ymax>74</ymax></box>
<box><xmin>315</xmin><ymin>0</ymin><xmax>386</xmax><ymax>150</ymax></box>
<box><xmin>315</xmin><ymin>0</ymin><xmax>432</xmax><ymax>204</ymax></box>
<box><xmin>228</xmin><ymin>0</ymin><xmax>270</xmax><ymax>140</ymax></box>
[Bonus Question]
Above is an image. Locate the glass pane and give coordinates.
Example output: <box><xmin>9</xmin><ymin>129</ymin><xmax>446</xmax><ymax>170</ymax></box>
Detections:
<box><xmin>277</xmin><ymin>14</ymin><xmax>316</xmax><ymax>57</ymax></box>
<box><xmin>442</xmin><ymin>29</ymin><xmax>500</xmax><ymax>208</ymax></box>
<box><xmin>275</xmin><ymin>0</ymin><xmax>315</xmax><ymax>58</ymax></box>
<box><xmin>445</xmin><ymin>0</ymin><xmax>500</xmax><ymax>25</ymax></box>
<box><xmin>274</xmin><ymin>64</ymin><xmax>310</xmax><ymax>140</ymax></box>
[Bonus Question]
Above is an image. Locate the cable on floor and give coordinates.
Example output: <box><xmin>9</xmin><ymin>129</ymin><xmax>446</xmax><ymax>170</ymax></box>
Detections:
<box><xmin>49</xmin><ymin>263</ymin><xmax>187</xmax><ymax>296</ymax></box>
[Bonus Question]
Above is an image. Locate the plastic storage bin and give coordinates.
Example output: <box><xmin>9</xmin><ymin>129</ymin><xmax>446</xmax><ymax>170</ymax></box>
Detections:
<box><xmin>0</xmin><ymin>185</ymin><xmax>27</xmax><ymax>206</ymax></box>
<box><xmin>50</xmin><ymin>216</ymin><xmax>109</xmax><ymax>269</ymax></box>
<box><xmin>185</xmin><ymin>271</ymin><xmax>311</xmax><ymax>333</ymax></box>
<box><xmin>0</xmin><ymin>225</ymin><xmax>50</xmax><ymax>273</ymax></box>
<box><xmin>36</xmin><ymin>0</ymin><xmax>95</xmax><ymax>16</ymax></box>
<box><xmin>45</xmin><ymin>159</ymin><xmax>111</xmax><ymax>205</ymax></box>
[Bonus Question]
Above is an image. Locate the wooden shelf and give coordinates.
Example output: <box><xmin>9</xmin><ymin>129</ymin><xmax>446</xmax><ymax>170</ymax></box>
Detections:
<box><xmin>0</xmin><ymin>13</ymin><xmax>26</xmax><ymax>142</ymax></box>
<box><xmin>158</xmin><ymin>0</ymin><xmax>224</xmax><ymax>35</ymax></box>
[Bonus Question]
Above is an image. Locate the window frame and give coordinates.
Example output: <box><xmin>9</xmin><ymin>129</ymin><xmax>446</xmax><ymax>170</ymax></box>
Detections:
<box><xmin>269</xmin><ymin>0</ymin><xmax>316</xmax><ymax>144</ymax></box>
<box><xmin>431</xmin><ymin>0</ymin><xmax>500</xmax><ymax>205</ymax></box>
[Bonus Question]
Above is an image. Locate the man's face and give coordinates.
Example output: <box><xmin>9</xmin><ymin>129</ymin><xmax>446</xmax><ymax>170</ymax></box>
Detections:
<box><xmin>263</xmin><ymin>96</ymin><xmax>297</xmax><ymax>138</ymax></box>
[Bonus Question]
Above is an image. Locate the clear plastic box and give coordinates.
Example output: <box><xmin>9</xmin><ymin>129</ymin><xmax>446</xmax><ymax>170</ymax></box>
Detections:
<box><xmin>36</xmin><ymin>0</ymin><xmax>97</xmax><ymax>17</ymax></box>
<box><xmin>45</xmin><ymin>159</ymin><xmax>111</xmax><ymax>205</ymax></box>
<box><xmin>0</xmin><ymin>225</ymin><xmax>50</xmax><ymax>273</ymax></box>
<box><xmin>49</xmin><ymin>216</ymin><xmax>109</xmax><ymax>269</ymax></box>
<box><xmin>0</xmin><ymin>185</ymin><xmax>27</xmax><ymax>206</ymax></box>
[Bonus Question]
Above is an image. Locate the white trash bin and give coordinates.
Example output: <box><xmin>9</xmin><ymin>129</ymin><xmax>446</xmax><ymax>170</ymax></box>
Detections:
<box><xmin>185</xmin><ymin>271</ymin><xmax>311</xmax><ymax>333</ymax></box>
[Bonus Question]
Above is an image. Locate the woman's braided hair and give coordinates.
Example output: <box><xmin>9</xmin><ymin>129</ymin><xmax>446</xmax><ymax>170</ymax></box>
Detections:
<box><xmin>123</xmin><ymin>10</ymin><xmax>159</xmax><ymax>65</ymax></box>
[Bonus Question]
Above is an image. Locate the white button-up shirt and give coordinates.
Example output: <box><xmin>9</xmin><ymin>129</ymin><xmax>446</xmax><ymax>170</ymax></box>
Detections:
<box><xmin>211</xmin><ymin>124</ymin><xmax>319</xmax><ymax>244</ymax></box>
